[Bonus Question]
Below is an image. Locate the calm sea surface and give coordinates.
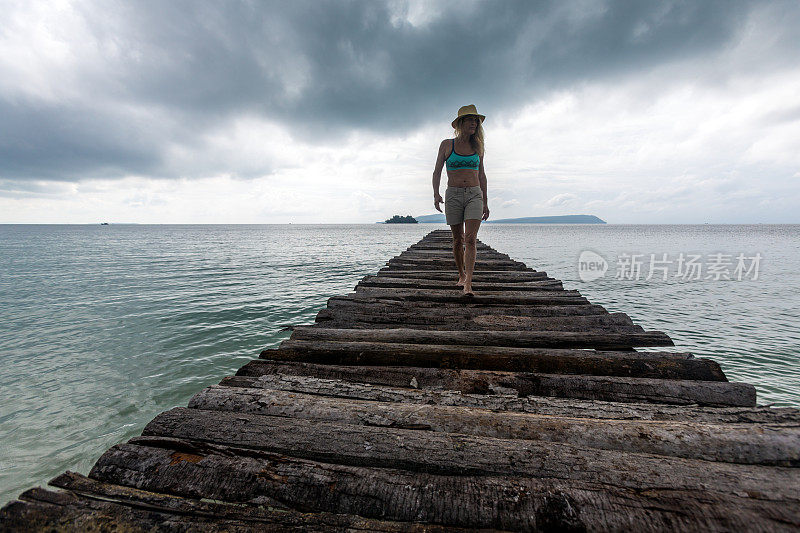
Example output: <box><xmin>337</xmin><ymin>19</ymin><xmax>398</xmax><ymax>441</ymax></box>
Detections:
<box><xmin>1</xmin><ymin>223</ymin><xmax>798</xmax><ymax>506</ymax></box>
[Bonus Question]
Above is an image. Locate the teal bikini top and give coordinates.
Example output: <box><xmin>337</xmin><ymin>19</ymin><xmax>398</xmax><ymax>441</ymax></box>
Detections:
<box><xmin>445</xmin><ymin>138</ymin><xmax>480</xmax><ymax>171</ymax></box>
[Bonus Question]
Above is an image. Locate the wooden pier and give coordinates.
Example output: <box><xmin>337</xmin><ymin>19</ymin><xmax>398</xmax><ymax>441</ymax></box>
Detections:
<box><xmin>3</xmin><ymin>229</ymin><xmax>799</xmax><ymax>531</ymax></box>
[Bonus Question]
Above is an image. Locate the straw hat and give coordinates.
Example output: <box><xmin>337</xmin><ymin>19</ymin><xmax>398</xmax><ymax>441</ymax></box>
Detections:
<box><xmin>451</xmin><ymin>104</ymin><xmax>485</xmax><ymax>128</ymax></box>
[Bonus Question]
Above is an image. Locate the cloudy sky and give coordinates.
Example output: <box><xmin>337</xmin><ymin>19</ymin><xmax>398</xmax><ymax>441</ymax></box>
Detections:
<box><xmin>1</xmin><ymin>0</ymin><xmax>798</xmax><ymax>223</ymax></box>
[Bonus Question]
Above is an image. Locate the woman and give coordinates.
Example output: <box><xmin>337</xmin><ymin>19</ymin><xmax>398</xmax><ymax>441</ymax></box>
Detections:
<box><xmin>432</xmin><ymin>104</ymin><xmax>490</xmax><ymax>296</ymax></box>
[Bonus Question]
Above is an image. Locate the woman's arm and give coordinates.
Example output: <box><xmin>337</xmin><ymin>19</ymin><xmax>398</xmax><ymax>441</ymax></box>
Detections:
<box><xmin>432</xmin><ymin>140</ymin><xmax>448</xmax><ymax>212</ymax></box>
<box><xmin>478</xmin><ymin>155</ymin><xmax>490</xmax><ymax>220</ymax></box>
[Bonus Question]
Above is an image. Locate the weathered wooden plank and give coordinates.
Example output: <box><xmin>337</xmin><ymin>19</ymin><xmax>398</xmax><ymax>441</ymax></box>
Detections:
<box><xmin>227</xmin><ymin>370</ymin><xmax>783</xmax><ymax>421</ymax></box>
<box><xmin>88</xmin><ymin>439</ymin><xmax>798</xmax><ymax>532</ymax></box>
<box><xmin>386</xmin><ymin>259</ymin><xmax>529</xmax><ymax>268</ymax></box>
<box><xmin>262</xmin><ymin>340</ymin><xmax>720</xmax><ymax>380</ymax></box>
<box><xmin>289</xmin><ymin>326</ymin><xmax>675</xmax><ymax>350</ymax></box>
<box><xmin>190</xmin><ymin>385</ymin><xmax>796</xmax><ymax>464</ymax></box>
<box><xmin>329</xmin><ymin>294</ymin><xmax>604</xmax><ymax>311</ymax></box>
<box><xmin>385</xmin><ymin>261</ymin><xmax>532</xmax><ymax>271</ymax></box>
<box><xmin>139</xmin><ymin>408</ymin><xmax>800</xmax><ymax>501</ymax></box>
<box><xmin>1</xmin><ymin>489</ymin><xmax>288</xmax><ymax>533</ymax></box>
<box><xmin>316</xmin><ymin>308</ymin><xmax>643</xmax><ymax>332</ymax></box>
<box><xmin>355</xmin><ymin>283</ymin><xmax>581</xmax><ymax>299</ymax></box>
<box><xmin>398</xmin><ymin>250</ymin><xmax>509</xmax><ymax>257</ymax></box>
<box><xmin>327</xmin><ymin>296</ymin><xmax>611</xmax><ymax>316</ymax></box>
<box><xmin>348</xmin><ymin>291</ymin><xmax>590</xmax><ymax>306</ymax></box>
<box><xmin>417</xmin><ymin>239</ymin><xmax>486</xmax><ymax>244</ymax></box>
<box><xmin>376</xmin><ymin>270</ymin><xmax>549</xmax><ymax>281</ymax></box>
<box><xmin>400</xmin><ymin>249</ymin><xmax>503</xmax><ymax>256</ymax></box>
<box><xmin>390</xmin><ymin>247</ymin><xmax>520</xmax><ymax>256</ymax></box>
<box><xmin>358</xmin><ymin>275</ymin><xmax>564</xmax><ymax>291</ymax></box>
<box><xmin>313</xmin><ymin>319</ymin><xmax>645</xmax><ymax>334</ymax></box>
<box><xmin>410</xmin><ymin>241</ymin><xmax>487</xmax><ymax>247</ymax></box>
<box><xmin>409</xmin><ymin>242</ymin><xmax>493</xmax><ymax>246</ymax></box>
<box><xmin>354</xmin><ymin>286</ymin><xmax>583</xmax><ymax>298</ymax></box>
<box><xmin>278</xmin><ymin>339</ymin><xmax>685</xmax><ymax>361</ymax></box>
<box><xmin>414</xmin><ymin>235</ymin><xmax>481</xmax><ymax>241</ymax></box>
<box><xmin>395</xmin><ymin>257</ymin><xmax>511</xmax><ymax>264</ymax></box>
<box><xmin>405</xmin><ymin>250</ymin><xmax>498</xmax><ymax>256</ymax></box>
<box><xmin>416</xmin><ymin>232</ymin><xmax>464</xmax><ymax>237</ymax></box>
<box><xmin>0</xmin><ymin>473</ymin><xmax>461</xmax><ymax>532</ymax></box>
<box><xmin>265</xmin><ymin>337</ymin><xmax>707</xmax><ymax>378</ymax></box>
<box><xmin>404</xmin><ymin>245</ymin><xmax>504</xmax><ymax>259</ymax></box>
<box><xmin>395</xmin><ymin>255</ymin><xmax>513</xmax><ymax>264</ymax></box>
<box><xmin>317</xmin><ymin>307</ymin><xmax>632</xmax><ymax>324</ymax></box>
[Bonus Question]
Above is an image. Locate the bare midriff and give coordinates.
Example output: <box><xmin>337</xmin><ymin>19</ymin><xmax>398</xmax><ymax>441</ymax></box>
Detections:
<box><xmin>447</xmin><ymin>169</ymin><xmax>480</xmax><ymax>187</ymax></box>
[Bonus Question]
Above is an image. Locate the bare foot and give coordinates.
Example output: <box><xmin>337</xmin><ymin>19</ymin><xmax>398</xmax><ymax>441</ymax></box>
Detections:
<box><xmin>457</xmin><ymin>275</ymin><xmax>466</xmax><ymax>286</ymax></box>
<box><xmin>462</xmin><ymin>284</ymin><xmax>475</xmax><ymax>297</ymax></box>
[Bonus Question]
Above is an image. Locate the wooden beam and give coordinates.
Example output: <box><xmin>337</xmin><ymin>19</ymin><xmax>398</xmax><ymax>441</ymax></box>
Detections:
<box><xmin>87</xmin><ymin>438</ymin><xmax>798</xmax><ymax>531</ymax></box>
<box><xmin>228</xmin><ymin>369</ymin><xmax>781</xmax><ymax>419</ymax></box>
<box><xmin>289</xmin><ymin>326</ymin><xmax>675</xmax><ymax>350</ymax></box>
<box><xmin>261</xmin><ymin>339</ymin><xmax>723</xmax><ymax>380</ymax></box>
<box><xmin>190</xmin><ymin>385</ymin><xmax>791</xmax><ymax>464</ymax></box>
<box><xmin>137</xmin><ymin>409</ymin><xmax>800</xmax><ymax>500</ymax></box>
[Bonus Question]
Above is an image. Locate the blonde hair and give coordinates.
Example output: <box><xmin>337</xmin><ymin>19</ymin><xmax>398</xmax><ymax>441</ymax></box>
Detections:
<box><xmin>453</xmin><ymin>116</ymin><xmax>485</xmax><ymax>157</ymax></box>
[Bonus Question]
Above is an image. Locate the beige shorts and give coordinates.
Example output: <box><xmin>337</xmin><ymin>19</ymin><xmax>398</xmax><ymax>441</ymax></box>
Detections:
<box><xmin>445</xmin><ymin>186</ymin><xmax>483</xmax><ymax>225</ymax></box>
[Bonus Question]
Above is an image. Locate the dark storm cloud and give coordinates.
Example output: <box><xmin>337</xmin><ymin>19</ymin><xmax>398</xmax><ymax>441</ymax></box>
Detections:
<box><xmin>0</xmin><ymin>101</ymin><xmax>163</xmax><ymax>181</ymax></box>
<box><xmin>1</xmin><ymin>0</ymin><xmax>794</xmax><ymax>182</ymax></box>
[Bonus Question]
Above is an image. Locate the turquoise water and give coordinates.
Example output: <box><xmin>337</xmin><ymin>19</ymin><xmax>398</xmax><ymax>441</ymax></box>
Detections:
<box><xmin>1</xmin><ymin>223</ymin><xmax>798</xmax><ymax>506</ymax></box>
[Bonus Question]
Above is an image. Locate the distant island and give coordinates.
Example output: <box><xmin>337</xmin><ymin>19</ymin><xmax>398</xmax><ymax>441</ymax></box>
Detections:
<box><xmin>384</xmin><ymin>215</ymin><xmax>418</xmax><ymax>224</ymax></box>
<box><xmin>411</xmin><ymin>214</ymin><xmax>606</xmax><ymax>224</ymax></box>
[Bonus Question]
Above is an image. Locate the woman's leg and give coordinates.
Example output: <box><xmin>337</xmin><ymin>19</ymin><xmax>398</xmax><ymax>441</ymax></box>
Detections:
<box><xmin>463</xmin><ymin>218</ymin><xmax>481</xmax><ymax>295</ymax></box>
<box><xmin>450</xmin><ymin>223</ymin><xmax>466</xmax><ymax>284</ymax></box>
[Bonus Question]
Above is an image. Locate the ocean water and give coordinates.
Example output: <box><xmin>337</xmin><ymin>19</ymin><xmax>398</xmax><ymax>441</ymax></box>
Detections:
<box><xmin>1</xmin><ymin>223</ymin><xmax>798</xmax><ymax>506</ymax></box>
